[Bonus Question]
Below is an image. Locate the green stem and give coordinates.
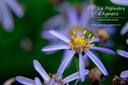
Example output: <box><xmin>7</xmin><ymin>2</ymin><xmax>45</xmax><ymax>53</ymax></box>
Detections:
<box><xmin>74</xmin><ymin>56</ymin><xmax>79</xmax><ymax>71</ymax></box>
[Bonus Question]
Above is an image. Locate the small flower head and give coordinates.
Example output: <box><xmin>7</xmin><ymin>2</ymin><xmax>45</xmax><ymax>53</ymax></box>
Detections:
<box><xmin>44</xmin><ymin>74</ymin><xmax>63</xmax><ymax>85</ymax></box>
<box><xmin>69</xmin><ymin>30</ymin><xmax>94</xmax><ymax>53</ymax></box>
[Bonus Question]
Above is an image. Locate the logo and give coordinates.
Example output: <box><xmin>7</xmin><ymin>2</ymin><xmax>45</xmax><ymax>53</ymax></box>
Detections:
<box><xmin>88</xmin><ymin>4</ymin><xmax>97</xmax><ymax>17</ymax></box>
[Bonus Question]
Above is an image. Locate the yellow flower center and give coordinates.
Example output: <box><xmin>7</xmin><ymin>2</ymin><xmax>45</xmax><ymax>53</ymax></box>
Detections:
<box><xmin>69</xmin><ymin>30</ymin><xmax>95</xmax><ymax>53</ymax></box>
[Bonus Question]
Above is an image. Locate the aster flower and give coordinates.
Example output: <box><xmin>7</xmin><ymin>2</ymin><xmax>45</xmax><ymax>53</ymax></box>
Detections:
<box><xmin>110</xmin><ymin>0</ymin><xmax>128</xmax><ymax>6</ymax></box>
<box><xmin>16</xmin><ymin>60</ymin><xmax>89</xmax><ymax>85</ymax></box>
<box><xmin>117</xmin><ymin>50</ymin><xmax>128</xmax><ymax>58</ymax></box>
<box><xmin>0</xmin><ymin>0</ymin><xmax>24</xmax><ymax>32</ymax></box>
<box><xmin>42</xmin><ymin>29</ymin><xmax>115</xmax><ymax>82</ymax></box>
<box><xmin>41</xmin><ymin>2</ymin><xmax>100</xmax><ymax>54</ymax></box>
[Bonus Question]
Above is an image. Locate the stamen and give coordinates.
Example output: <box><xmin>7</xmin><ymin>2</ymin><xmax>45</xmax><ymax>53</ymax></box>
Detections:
<box><xmin>43</xmin><ymin>74</ymin><xmax>63</xmax><ymax>85</ymax></box>
<box><xmin>69</xmin><ymin>30</ymin><xmax>95</xmax><ymax>53</ymax></box>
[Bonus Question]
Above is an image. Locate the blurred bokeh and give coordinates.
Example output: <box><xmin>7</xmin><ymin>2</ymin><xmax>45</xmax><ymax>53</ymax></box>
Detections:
<box><xmin>0</xmin><ymin>0</ymin><xmax>128</xmax><ymax>85</ymax></box>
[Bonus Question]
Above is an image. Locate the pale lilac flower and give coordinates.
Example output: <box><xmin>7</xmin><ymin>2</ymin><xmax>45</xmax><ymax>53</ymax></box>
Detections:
<box><xmin>0</xmin><ymin>0</ymin><xmax>24</xmax><ymax>32</ymax></box>
<box><xmin>42</xmin><ymin>30</ymin><xmax>115</xmax><ymax>82</ymax></box>
<box><xmin>41</xmin><ymin>3</ymin><xmax>100</xmax><ymax>54</ymax></box>
<box><xmin>117</xmin><ymin>50</ymin><xmax>128</xmax><ymax>58</ymax></box>
<box><xmin>16</xmin><ymin>60</ymin><xmax>89</xmax><ymax>85</ymax></box>
<box><xmin>110</xmin><ymin>0</ymin><xmax>128</xmax><ymax>6</ymax></box>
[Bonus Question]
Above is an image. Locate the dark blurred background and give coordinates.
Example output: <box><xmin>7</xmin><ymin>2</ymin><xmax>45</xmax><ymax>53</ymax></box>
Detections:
<box><xmin>0</xmin><ymin>0</ymin><xmax>128</xmax><ymax>85</ymax></box>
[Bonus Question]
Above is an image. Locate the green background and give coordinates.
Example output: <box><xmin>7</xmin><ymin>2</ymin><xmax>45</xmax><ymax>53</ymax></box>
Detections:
<box><xmin>0</xmin><ymin>0</ymin><xmax>128</xmax><ymax>85</ymax></box>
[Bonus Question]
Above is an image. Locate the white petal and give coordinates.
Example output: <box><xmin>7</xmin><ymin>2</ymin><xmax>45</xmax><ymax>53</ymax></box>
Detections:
<box><xmin>90</xmin><ymin>46</ymin><xmax>115</xmax><ymax>55</ymax></box>
<box><xmin>120</xmin><ymin>70</ymin><xmax>128</xmax><ymax>78</ymax></box>
<box><xmin>43</xmin><ymin>15</ymin><xmax>64</xmax><ymax>29</ymax></box>
<box><xmin>121</xmin><ymin>21</ymin><xmax>128</xmax><ymax>35</ymax></box>
<box><xmin>61</xmin><ymin>50</ymin><xmax>73</xmax><ymax>68</ymax></box>
<box><xmin>42</xmin><ymin>42</ymin><xmax>66</xmax><ymax>54</ymax></box>
<box><xmin>33</xmin><ymin>60</ymin><xmax>50</xmax><ymax>82</ymax></box>
<box><xmin>86</xmin><ymin>50</ymin><xmax>108</xmax><ymax>76</ymax></box>
<box><xmin>6</xmin><ymin>0</ymin><xmax>24</xmax><ymax>18</ymax></box>
<box><xmin>67</xmin><ymin>6</ymin><xmax>78</xmax><ymax>27</ymax></box>
<box><xmin>41</xmin><ymin>30</ymin><xmax>58</xmax><ymax>40</ymax></box>
<box><xmin>50</xmin><ymin>30</ymin><xmax>70</xmax><ymax>43</ymax></box>
<box><xmin>0</xmin><ymin>7</ymin><xmax>1</xmax><ymax>23</ymax></box>
<box><xmin>111</xmin><ymin>0</ymin><xmax>128</xmax><ymax>6</ymax></box>
<box><xmin>63</xmin><ymin>72</ymin><xmax>79</xmax><ymax>84</ymax></box>
<box><xmin>83</xmin><ymin>54</ymin><xmax>89</xmax><ymax>68</ymax></box>
<box><xmin>80</xmin><ymin>5</ymin><xmax>91</xmax><ymax>28</ymax></box>
<box><xmin>34</xmin><ymin>77</ymin><xmax>42</xmax><ymax>85</ymax></box>
<box><xmin>62</xmin><ymin>69</ymin><xmax>89</xmax><ymax>83</ymax></box>
<box><xmin>57</xmin><ymin>50</ymin><xmax>76</xmax><ymax>76</ymax></box>
<box><xmin>16</xmin><ymin>76</ymin><xmax>35</xmax><ymax>85</ymax></box>
<box><xmin>41</xmin><ymin>45</ymin><xmax>70</xmax><ymax>52</ymax></box>
<box><xmin>79</xmin><ymin>53</ymin><xmax>86</xmax><ymax>82</ymax></box>
<box><xmin>92</xmin><ymin>37</ymin><xmax>101</xmax><ymax>43</ymax></box>
<box><xmin>117</xmin><ymin>50</ymin><xmax>128</xmax><ymax>58</ymax></box>
<box><xmin>0</xmin><ymin>2</ymin><xmax>14</xmax><ymax>31</ymax></box>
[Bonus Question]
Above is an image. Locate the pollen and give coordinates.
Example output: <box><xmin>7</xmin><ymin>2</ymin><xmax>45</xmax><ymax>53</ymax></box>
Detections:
<box><xmin>69</xmin><ymin>30</ymin><xmax>95</xmax><ymax>53</ymax></box>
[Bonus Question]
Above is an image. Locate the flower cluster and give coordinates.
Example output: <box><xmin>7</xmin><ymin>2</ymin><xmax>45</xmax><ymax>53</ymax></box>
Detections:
<box><xmin>13</xmin><ymin>0</ymin><xmax>128</xmax><ymax>85</ymax></box>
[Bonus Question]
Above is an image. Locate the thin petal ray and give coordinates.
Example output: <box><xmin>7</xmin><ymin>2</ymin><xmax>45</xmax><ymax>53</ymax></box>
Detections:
<box><xmin>7</xmin><ymin>0</ymin><xmax>24</xmax><ymax>18</ymax></box>
<box><xmin>92</xmin><ymin>37</ymin><xmax>101</xmax><ymax>43</ymax></box>
<box><xmin>67</xmin><ymin>6</ymin><xmax>78</xmax><ymax>27</ymax></box>
<box><xmin>79</xmin><ymin>53</ymin><xmax>86</xmax><ymax>82</ymax></box>
<box><xmin>117</xmin><ymin>50</ymin><xmax>128</xmax><ymax>58</ymax></box>
<box><xmin>63</xmin><ymin>70</ymin><xmax>89</xmax><ymax>83</ymax></box>
<box><xmin>0</xmin><ymin>2</ymin><xmax>14</xmax><ymax>31</ymax></box>
<box><xmin>90</xmin><ymin>46</ymin><xmax>115</xmax><ymax>55</ymax></box>
<box><xmin>16</xmin><ymin>76</ymin><xmax>35</xmax><ymax>85</ymax></box>
<box><xmin>33</xmin><ymin>60</ymin><xmax>50</xmax><ymax>82</ymax></box>
<box><xmin>35</xmin><ymin>77</ymin><xmax>42</xmax><ymax>85</ymax></box>
<box><xmin>50</xmin><ymin>30</ymin><xmax>70</xmax><ymax>43</ymax></box>
<box><xmin>57</xmin><ymin>50</ymin><xmax>76</xmax><ymax>76</ymax></box>
<box><xmin>41</xmin><ymin>45</ymin><xmax>70</xmax><ymax>52</ymax></box>
<box><xmin>120</xmin><ymin>70</ymin><xmax>128</xmax><ymax>78</ymax></box>
<box><xmin>111</xmin><ymin>0</ymin><xmax>128</xmax><ymax>6</ymax></box>
<box><xmin>121</xmin><ymin>21</ymin><xmax>128</xmax><ymax>35</ymax></box>
<box><xmin>86</xmin><ymin>50</ymin><xmax>108</xmax><ymax>76</ymax></box>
